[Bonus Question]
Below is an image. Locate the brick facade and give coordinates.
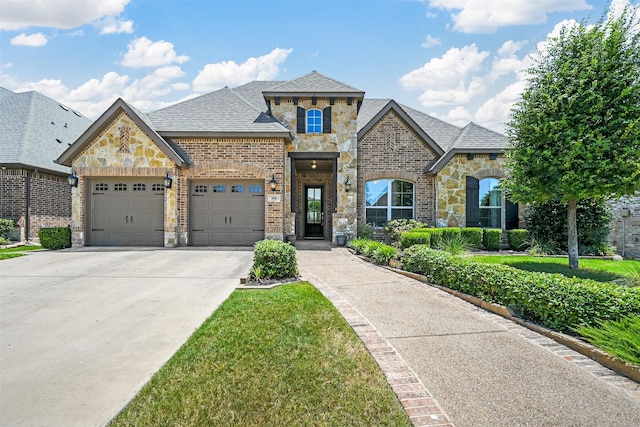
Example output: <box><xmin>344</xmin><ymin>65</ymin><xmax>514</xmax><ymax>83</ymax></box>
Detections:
<box><xmin>0</xmin><ymin>168</ymin><xmax>71</xmax><ymax>241</ymax></box>
<box><xmin>357</xmin><ymin>110</ymin><xmax>438</xmax><ymax>229</ymax></box>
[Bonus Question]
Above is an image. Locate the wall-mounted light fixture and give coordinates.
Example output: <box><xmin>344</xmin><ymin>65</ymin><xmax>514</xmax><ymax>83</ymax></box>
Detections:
<box><xmin>269</xmin><ymin>173</ymin><xmax>278</xmax><ymax>191</ymax></box>
<box><xmin>67</xmin><ymin>170</ymin><xmax>79</xmax><ymax>187</ymax></box>
<box><xmin>163</xmin><ymin>172</ymin><xmax>173</xmax><ymax>189</ymax></box>
<box><xmin>311</xmin><ymin>160</ymin><xmax>317</xmax><ymax>169</ymax></box>
<box><xmin>345</xmin><ymin>176</ymin><xmax>352</xmax><ymax>192</ymax></box>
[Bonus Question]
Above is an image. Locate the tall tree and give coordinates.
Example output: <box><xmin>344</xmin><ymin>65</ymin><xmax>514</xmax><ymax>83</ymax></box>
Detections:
<box><xmin>504</xmin><ymin>7</ymin><xmax>640</xmax><ymax>269</ymax></box>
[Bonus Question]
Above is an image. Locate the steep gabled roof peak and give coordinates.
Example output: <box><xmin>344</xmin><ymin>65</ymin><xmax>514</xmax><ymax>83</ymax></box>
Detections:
<box><xmin>263</xmin><ymin>71</ymin><xmax>365</xmax><ymax>97</ymax></box>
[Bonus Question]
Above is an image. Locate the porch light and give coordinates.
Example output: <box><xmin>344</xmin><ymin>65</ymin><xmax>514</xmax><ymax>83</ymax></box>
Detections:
<box><xmin>67</xmin><ymin>170</ymin><xmax>79</xmax><ymax>188</ymax></box>
<box><xmin>345</xmin><ymin>176</ymin><xmax>352</xmax><ymax>192</ymax></box>
<box><xmin>269</xmin><ymin>174</ymin><xmax>278</xmax><ymax>191</ymax></box>
<box><xmin>311</xmin><ymin>160</ymin><xmax>317</xmax><ymax>169</ymax></box>
<box><xmin>163</xmin><ymin>172</ymin><xmax>173</xmax><ymax>189</ymax></box>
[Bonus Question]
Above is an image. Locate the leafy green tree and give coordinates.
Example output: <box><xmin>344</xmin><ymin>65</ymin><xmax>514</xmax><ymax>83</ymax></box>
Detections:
<box><xmin>504</xmin><ymin>7</ymin><xmax>640</xmax><ymax>269</ymax></box>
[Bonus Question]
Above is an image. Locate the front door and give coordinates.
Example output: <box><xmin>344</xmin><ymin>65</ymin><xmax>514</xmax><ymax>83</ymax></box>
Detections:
<box><xmin>305</xmin><ymin>185</ymin><xmax>324</xmax><ymax>238</ymax></box>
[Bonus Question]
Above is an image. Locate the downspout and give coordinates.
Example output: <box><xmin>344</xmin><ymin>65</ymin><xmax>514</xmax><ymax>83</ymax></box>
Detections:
<box><xmin>25</xmin><ymin>170</ymin><xmax>33</xmax><ymax>241</ymax></box>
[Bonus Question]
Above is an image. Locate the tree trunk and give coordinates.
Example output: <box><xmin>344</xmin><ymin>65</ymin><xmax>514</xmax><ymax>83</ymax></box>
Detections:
<box><xmin>567</xmin><ymin>199</ymin><xmax>579</xmax><ymax>269</ymax></box>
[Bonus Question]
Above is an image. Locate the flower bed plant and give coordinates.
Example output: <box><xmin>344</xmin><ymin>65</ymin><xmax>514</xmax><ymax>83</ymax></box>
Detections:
<box><xmin>348</xmin><ymin>238</ymin><xmax>397</xmax><ymax>266</ymax></box>
<box><xmin>251</xmin><ymin>239</ymin><xmax>298</xmax><ymax>280</ymax></box>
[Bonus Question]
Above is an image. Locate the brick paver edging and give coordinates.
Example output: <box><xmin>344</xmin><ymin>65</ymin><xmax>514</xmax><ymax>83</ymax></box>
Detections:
<box><xmin>300</xmin><ymin>269</ymin><xmax>455</xmax><ymax>427</ymax></box>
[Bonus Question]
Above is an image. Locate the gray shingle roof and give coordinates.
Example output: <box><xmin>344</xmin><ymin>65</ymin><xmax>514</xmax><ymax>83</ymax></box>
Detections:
<box><xmin>0</xmin><ymin>86</ymin><xmax>91</xmax><ymax>174</ymax></box>
<box><xmin>233</xmin><ymin>81</ymin><xmax>284</xmax><ymax>112</ymax></box>
<box><xmin>149</xmin><ymin>86</ymin><xmax>289</xmax><ymax>135</ymax></box>
<box><xmin>449</xmin><ymin>122</ymin><xmax>509</xmax><ymax>150</ymax></box>
<box><xmin>263</xmin><ymin>71</ymin><xmax>365</xmax><ymax>97</ymax></box>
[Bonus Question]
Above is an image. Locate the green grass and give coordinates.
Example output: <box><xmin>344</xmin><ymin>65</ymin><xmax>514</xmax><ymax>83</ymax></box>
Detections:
<box><xmin>109</xmin><ymin>282</ymin><xmax>411</xmax><ymax>426</ymax></box>
<box><xmin>470</xmin><ymin>255</ymin><xmax>640</xmax><ymax>284</ymax></box>
<box><xmin>576</xmin><ymin>316</ymin><xmax>640</xmax><ymax>366</ymax></box>
<box><xmin>0</xmin><ymin>245</ymin><xmax>43</xmax><ymax>260</ymax></box>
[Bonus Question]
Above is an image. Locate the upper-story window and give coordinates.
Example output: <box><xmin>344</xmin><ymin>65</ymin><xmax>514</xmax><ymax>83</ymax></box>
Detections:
<box><xmin>306</xmin><ymin>109</ymin><xmax>322</xmax><ymax>133</ymax></box>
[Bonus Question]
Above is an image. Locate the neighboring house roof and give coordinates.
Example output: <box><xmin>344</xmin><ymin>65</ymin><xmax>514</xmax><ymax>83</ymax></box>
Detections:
<box><xmin>149</xmin><ymin>86</ymin><xmax>290</xmax><ymax>138</ymax></box>
<box><xmin>424</xmin><ymin>122</ymin><xmax>509</xmax><ymax>174</ymax></box>
<box><xmin>263</xmin><ymin>71</ymin><xmax>365</xmax><ymax>98</ymax></box>
<box><xmin>0</xmin><ymin>86</ymin><xmax>91</xmax><ymax>174</ymax></box>
<box><xmin>57</xmin><ymin>98</ymin><xmax>191</xmax><ymax>168</ymax></box>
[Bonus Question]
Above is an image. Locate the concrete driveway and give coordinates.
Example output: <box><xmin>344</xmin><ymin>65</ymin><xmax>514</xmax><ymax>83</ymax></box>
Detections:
<box><xmin>0</xmin><ymin>247</ymin><xmax>253</xmax><ymax>427</ymax></box>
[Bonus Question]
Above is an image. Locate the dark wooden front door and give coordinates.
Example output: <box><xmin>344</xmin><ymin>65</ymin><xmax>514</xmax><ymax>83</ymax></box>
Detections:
<box><xmin>305</xmin><ymin>185</ymin><xmax>324</xmax><ymax>238</ymax></box>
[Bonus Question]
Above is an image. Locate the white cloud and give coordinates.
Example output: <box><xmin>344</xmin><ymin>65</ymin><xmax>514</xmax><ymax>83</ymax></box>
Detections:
<box><xmin>421</xmin><ymin>34</ymin><xmax>441</xmax><ymax>48</ymax></box>
<box><xmin>474</xmin><ymin>80</ymin><xmax>526</xmax><ymax>131</ymax></box>
<box><xmin>123</xmin><ymin>66</ymin><xmax>187</xmax><ymax>100</ymax></box>
<box><xmin>428</xmin><ymin>0</ymin><xmax>592</xmax><ymax>33</ymax></box>
<box><xmin>193</xmin><ymin>48</ymin><xmax>293</xmax><ymax>93</ymax></box>
<box><xmin>97</xmin><ymin>16</ymin><xmax>134</xmax><ymax>34</ymax></box>
<box><xmin>399</xmin><ymin>44</ymin><xmax>489</xmax><ymax>107</ymax></box>
<box><xmin>433</xmin><ymin>106</ymin><xmax>472</xmax><ymax>127</ymax></box>
<box><xmin>10</xmin><ymin>32</ymin><xmax>48</xmax><ymax>47</ymax></box>
<box><xmin>0</xmin><ymin>0</ymin><xmax>131</xmax><ymax>30</ymax></box>
<box><xmin>121</xmin><ymin>37</ymin><xmax>189</xmax><ymax>68</ymax></box>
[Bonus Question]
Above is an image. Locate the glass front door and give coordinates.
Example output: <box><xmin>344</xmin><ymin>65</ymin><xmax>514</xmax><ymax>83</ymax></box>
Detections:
<box><xmin>305</xmin><ymin>186</ymin><xmax>324</xmax><ymax>238</ymax></box>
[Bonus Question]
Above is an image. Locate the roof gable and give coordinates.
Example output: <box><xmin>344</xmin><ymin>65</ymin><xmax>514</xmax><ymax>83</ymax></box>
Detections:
<box><xmin>56</xmin><ymin>98</ymin><xmax>190</xmax><ymax>167</ymax></box>
<box><xmin>263</xmin><ymin>71</ymin><xmax>365</xmax><ymax>98</ymax></box>
<box><xmin>1</xmin><ymin>87</ymin><xmax>91</xmax><ymax>174</ymax></box>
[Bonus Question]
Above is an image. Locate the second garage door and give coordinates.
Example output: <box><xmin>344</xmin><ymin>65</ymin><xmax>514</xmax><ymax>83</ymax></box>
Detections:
<box><xmin>190</xmin><ymin>180</ymin><xmax>265</xmax><ymax>246</ymax></box>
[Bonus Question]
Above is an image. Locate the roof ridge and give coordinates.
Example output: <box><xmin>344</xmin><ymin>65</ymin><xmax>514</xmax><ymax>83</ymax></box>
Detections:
<box><xmin>228</xmin><ymin>86</ymin><xmax>266</xmax><ymax>114</ymax></box>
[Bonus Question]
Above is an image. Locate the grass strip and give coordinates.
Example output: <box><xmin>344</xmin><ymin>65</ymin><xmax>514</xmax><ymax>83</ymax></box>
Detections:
<box><xmin>0</xmin><ymin>245</ymin><xmax>43</xmax><ymax>260</ymax></box>
<box><xmin>471</xmin><ymin>255</ymin><xmax>639</xmax><ymax>284</ymax></box>
<box><xmin>110</xmin><ymin>282</ymin><xmax>411</xmax><ymax>426</ymax></box>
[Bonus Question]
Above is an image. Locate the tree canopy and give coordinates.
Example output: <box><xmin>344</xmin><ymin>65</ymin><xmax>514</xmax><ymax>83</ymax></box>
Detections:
<box><xmin>504</xmin><ymin>7</ymin><xmax>640</xmax><ymax>268</ymax></box>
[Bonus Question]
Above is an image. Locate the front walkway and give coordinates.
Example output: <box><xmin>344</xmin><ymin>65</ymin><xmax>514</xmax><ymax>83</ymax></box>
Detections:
<box><xmin>298</xmin><ymin>248</ymin><xmax>640</xmax><ymax>427</ymax></box>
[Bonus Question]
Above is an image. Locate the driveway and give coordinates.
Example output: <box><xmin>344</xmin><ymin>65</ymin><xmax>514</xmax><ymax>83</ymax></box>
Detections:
<box><xmin>0</xmin><ymin>247</ymin><xmax>253</xmax><ymax>427</ymax></box>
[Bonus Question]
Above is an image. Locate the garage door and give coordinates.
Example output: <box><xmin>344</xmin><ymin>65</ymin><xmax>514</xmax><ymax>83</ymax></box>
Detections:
<box><xmin>191</xmin><ymin>180</ymin><xmax>265</xmax><ymax>246</ymax></box>
<box><xmin>89</xmin><ymin>179</ymin><xmax>164</xmax><ymax>246</ymax></box>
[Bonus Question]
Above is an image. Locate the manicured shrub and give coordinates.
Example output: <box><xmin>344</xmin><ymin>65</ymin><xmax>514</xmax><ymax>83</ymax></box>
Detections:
<box><xmin>461</xmin><ymin>228</ymin><xmax>483</xmax><ymax>248</ymax></box>
<box><xmin>402</xmin><ymin>246</ymin><xmax>640</xmax><ymax>333</ymax></box>
<box><xmin>427</xmin><ymin>228</ymin><xmax>443</xmax><ymax>248</ymax></box>
<box><xmin>400</xmin><ymin>230</ymin><xmax>431</xmax><ymax>249</ymax></box>
<box><xmin>482</xmin><ymin>228</ymin><xmax>502</xmax><ymax>250</ymax></box>
<box><xmin>383</xmin><ymin>219</ymin><xmax>424</xmax><ymax>243</ymax></box>
<box><xmin>525</xmin><ymin>198</ymin><xmax>611</xmax><ymax>254</ymax></box>
<box><xmin>252</xmin><ymin>239</ymin><xmax>298</xmax><ymax>280</ymax></box>
<box><xmin>507</xmin><ymin>229</ymin><xmax>529</xmax><ymax>250</ymax></box>
<box><xmin>440</xmin><ymin>227</ymin><xmax>461</xmax><ymax>241</ymax></box>
<box><xmin>0</xmin><ymin>218</ymin><xmax>14</xmax><ymax>244</ymax></box>
<box><xmin>38</xmin><ymin>227</ymin><xmax>72</xmax><ymax>250</ymax></box>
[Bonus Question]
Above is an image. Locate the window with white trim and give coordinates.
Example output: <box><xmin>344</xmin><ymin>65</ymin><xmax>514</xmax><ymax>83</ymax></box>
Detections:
<box><xmin>365</xmin><ymin>179</ymin><xmax>414</xmax><ymax>227</ymax></box>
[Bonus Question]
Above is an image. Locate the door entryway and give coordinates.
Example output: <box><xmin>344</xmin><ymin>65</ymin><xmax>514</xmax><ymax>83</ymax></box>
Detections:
<box><xmin>305</xmin><ymin>185</ymin><xmax>324</xmax><ymax>238</ymax></box>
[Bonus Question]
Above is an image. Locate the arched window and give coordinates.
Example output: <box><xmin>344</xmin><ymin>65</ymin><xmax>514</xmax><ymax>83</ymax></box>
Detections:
<box><xmin>365</xmin><ymin>179</ymin><xmax>414</xmax><ymax>227</ymax></box>
<box><xmin>479</xmin><ymin>178</ymin><xmax>501</xmax><ymax>228</ymax></box>
<box><xmin>306</xmin><ymin>109</ymin><xmax>322</xmax><ymax>133</ymax></box>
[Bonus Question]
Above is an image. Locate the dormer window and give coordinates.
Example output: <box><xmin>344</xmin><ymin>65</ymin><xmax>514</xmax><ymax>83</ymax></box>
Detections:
<box><xmin>306</xmin><ymin>109</ymin><xmax>322</xmax><ymax>133</ymax></box>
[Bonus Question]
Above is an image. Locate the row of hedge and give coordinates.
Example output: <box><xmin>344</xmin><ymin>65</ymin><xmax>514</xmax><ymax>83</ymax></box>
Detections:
<box><xmin>400</xmin><ymin>227</ymin><xmax>529</xmax><ymax>251</ymax></box>
<box><xmin>402</xmin><ymin>245</ymin><xmax>640</xmax><ymax>332</ymax></box>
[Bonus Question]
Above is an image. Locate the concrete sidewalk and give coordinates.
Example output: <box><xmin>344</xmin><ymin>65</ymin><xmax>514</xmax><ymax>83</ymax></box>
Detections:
<box><xmin>298</xmin><ymin>248</ymin><xmax>640</xmax><ymax>427</ymax></box>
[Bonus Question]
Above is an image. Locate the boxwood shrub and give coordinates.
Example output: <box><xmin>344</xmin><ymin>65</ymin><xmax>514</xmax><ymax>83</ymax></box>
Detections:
<box><xmin>400</xmin><ymin>230</ymin><xmax>431</xmax><ymax>249</ymax></box>
<box><xmin>253</xmin><ymin>239</ymin><xmax>298</xmax><ymax>279</ymax></box>
<box><xmin>38</xmin><ymin>227</ymin><xmax>71</xmax><ymax>250</ymax></box>
<box><xmin>461</xmin><ymin>228</ymin><xmax>483</xmax><ymax>248</ymax></box>
<box><xmin>482</xmin><ymin>228</ymin><xmax>502</xmax><ymax>250</ymax></box>
<box><xmin>507</xmin><ymin>229</ymin><xmax>529</xmax><ymax>250</ymax></box>
<box><xmin>402</xmin><ymin>245</ymin><xmax>640</xmax><ymax>333</ymax></box>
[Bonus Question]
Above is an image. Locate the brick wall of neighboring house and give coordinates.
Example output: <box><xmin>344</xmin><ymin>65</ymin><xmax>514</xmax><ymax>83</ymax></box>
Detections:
<box><xmin>175</xmin><ymin>137</ymin><xmax>286</xmax><ymax>243</ymax></box>
<box><xmin>436</xmin><ymin>153</ymin><xmax>511</xmax><ymax>228</ymax></box>
<box><xmin>357</xmin><ymin>110</ymin><xmax>438</xmax><ymax>231</ymax></box>
<box><xmin>608</xmin><ymin>194</ymin><xmax>640</xmax><ymax>259</ymax></box>
<box><xmin>0</xmin><ymin>168</ymin><xmax>70</xmax><ymax>241</ymax></box>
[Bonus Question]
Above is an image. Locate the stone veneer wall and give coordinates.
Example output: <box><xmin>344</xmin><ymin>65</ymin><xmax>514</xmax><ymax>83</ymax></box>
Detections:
<box><xmin>174</xmin><ymin>137</ymin><xmax>285</xmax><ymax>244</ymax></box>
<box><xmin>608</xmin><ymin>194</ymin><xmax>640</xmax><ymax>259</ymax></box>
<box><xmin>272</xmin><ymin>98</ymin><xmax>358</xmax><ymax>243</ymax></box>
<box><xmin>436</xmin><ymin>153</ymin><xmax>507</xmax><ymax>228</ymax></box>
<box><xmin>0</xmin><ymin>168</ymin><xmax>71</xmax><ymax>241</ymax></box>
<box><xmin>71</xmin><ymin>112</ymin><xmax>176</xmax><ymax>246</ymax></box>
<box><xmin>357</xmin><ymin>110</ymin><xmax>437</xmax><ymax>231</ymax></box>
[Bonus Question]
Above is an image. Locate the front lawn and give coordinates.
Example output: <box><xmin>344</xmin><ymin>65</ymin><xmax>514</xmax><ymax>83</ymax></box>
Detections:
<box><xmin>471</xmin><ymin>255</ymin><xmax>639</xmax><ymax>284</ymax></box>
<box><xmin>109</xmin><ymin>282</ymin><xmax>411</xmax><ymax>426</ymax></box>
<box><xmin>0</xmin><ymin>245</ymin><xmax>42</xmax><ymax>260</ymax></box>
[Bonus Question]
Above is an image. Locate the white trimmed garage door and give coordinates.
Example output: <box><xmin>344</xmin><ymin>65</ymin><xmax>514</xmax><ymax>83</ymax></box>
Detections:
<box><xmin>89</xmin><ymin>178</ymin><xmax>164</xmax><ymax>246</ymax></box>
<box><xmin>190</xmin><ymin>180</ymin><xmax>265</xmax><ymax>246</ymax></box>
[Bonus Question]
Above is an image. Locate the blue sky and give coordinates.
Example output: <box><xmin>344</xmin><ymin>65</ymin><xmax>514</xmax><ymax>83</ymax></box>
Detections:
<box><xmin>1</xmin><ymin>0</ymin><xmax>636</xmax><ymax>132</ymax></box>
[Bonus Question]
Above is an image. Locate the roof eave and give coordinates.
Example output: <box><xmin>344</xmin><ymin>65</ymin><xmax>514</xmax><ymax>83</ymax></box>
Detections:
<box><xmin>158</xmin><ymin>130</ymin><xmax>292</xmax><ymax>141</ymax></box>
<box><xmin>0</xmin><ymin>162</ymin><xmax>69</xmax><ymax>176</ymax></box>
<box><xmin>262</xmin><ymin>91</ymin><xmax>365</xmax><ymax>99</ymax></box>
<box><xmin>425</xmin><ymin>148</ymin><xmax>507</xmax><ymax>175</ymax></box>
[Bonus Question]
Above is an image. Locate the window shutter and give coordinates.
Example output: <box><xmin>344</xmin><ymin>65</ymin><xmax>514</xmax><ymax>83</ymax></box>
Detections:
<box><xmin>506</xmin><ymin>199</ymin><xmax>519</xmax><ymax>230</ymax></box>
<box><xmin>466</xmin><ymin>176</ymin><xmax>480</xmax><ymax>227</ymax></box>
<box><xmin>323</xmin><ymin>107</ymin><xmax>332</xmax><ymax>133</ymax></box>
<box><xmin>297</xmin><ymin>107</ymin><xmax>305</xmax><ymax>134</ymax></box>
